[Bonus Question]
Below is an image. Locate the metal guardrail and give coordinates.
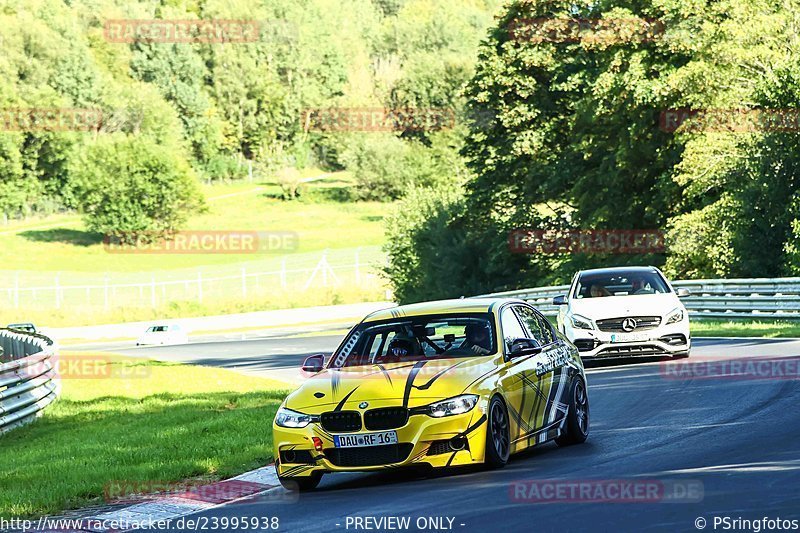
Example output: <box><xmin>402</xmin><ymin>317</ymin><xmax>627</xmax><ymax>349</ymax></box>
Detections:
<box><xmin>482</xmin><ymin>277</ymin><xmax>800</xmax><ymax>320</ymax></box>
<box><xmin>0</xmin><ymin>329</ymin><xmax>59</xmax><ymax>434</ymax></box>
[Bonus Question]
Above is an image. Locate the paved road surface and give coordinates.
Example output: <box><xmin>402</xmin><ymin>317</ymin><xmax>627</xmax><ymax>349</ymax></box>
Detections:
<box><xmin>72</xmin><ymin>335</ymin><xmax>800</xmax><ymax>532</ymax></box>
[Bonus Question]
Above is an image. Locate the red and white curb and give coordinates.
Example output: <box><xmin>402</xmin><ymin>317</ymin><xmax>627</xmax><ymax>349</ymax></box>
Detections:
<box><xmin>83</xmin><ymin>465</ymin><xmax>286</xmax><ymax>531</ymax></box>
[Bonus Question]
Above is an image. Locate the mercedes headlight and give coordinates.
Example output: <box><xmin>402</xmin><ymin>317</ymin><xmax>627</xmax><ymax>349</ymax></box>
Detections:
<box><xmin>666</xmin><ymin>307</ymin><xmax>684</xmax><ymax>324</ymax></box>
<box><xmin>426</xmin><ymin>394</ymin><xmax>479</xmax><ymax>418</ymax></box>
<box><xmin>275</xmin><ymin>407</ymin><xmax>315</xmax><ymax>428</ymax></box>
<box><xmin>570</xmin><ymin>314</ymin><xmax>594</xmax><ymax>330</ymax></box>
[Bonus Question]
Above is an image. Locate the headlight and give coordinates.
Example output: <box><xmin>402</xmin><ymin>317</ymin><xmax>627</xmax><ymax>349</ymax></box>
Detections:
<box><xmin>275</xmin><ymin>407</ymin><xmax>315</xmax><ymax>428</ymax></box>
<box><xmin>666</xmin><ymin>307</ymin><xmax>684</xmax><ymax>324</ymax></box>
<box><xmin>426</xmin><ymin>394</ymin><xmax>479</xmax><ymax>418</ymax></box>
<box><xmin>570</xmin><ymin>314</ymin><xmax>594</xmax><ymax>330</ymax></box>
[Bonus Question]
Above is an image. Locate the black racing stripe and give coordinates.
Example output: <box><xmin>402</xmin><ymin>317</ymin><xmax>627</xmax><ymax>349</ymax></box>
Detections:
<box><xmin>334</xmin><ymin>386</ymin><xmax>359</xmax><ymax>411</ymax></box>
<box><xmin>525</xmin><ymin>373</ymin><xmax>545</xmax><ymax>445</ymax></box>
<box><xmin>413</xmin><ymin>361</ymin><xmax>463</xmax><ymax>391</ymax></box>
<box><xmin>518</xmin><ymin>371</ymin><xmax>527</xmax><ymax>440</ymax></box>
<box><xmin>376</xmin><ymin>364</ymin><xmax>393</xmax><ymax>386</ymax></box>
<box><xmin>445</xmin><ymin>451</ymin><xmax>459</xmax><ymax>467</ymax></box>
<box><xmin>521</xmin><ymin>372</ymin><xmax>547</xmax><ymax>402</ymax></box>
<box><xmin>457</xmin><ymin>413</ymin><xmax>487</xmax><ymax>438</ymax></box>
<box><xmin>543</xmin><ymin>368</ymin><xmax>563</xmax><ymax>423</ymax></box>
<box><xmin>507</xmin><ymin>402</ymin><xmax>532</xmax><ymax>434</ymax></box>
<box><xmin>331</xmin><ymin>369</ymin><xmax>341</xmax><ymax>397</ymax></box>
<box><xmin>280</xmin><ymin>464</ymin><xmax>314</xmax><ymax>477</ymax></box>
<box><xmin>521</xmin><ymin>372</ymin><xmax>545</xmax><ymax>445</ymax></box>
<box><xmin>313</xmin><ymin>426</ymin><xmax>334</xmax><ymax>440</ymax></box>
<box><xmin>402</xmin><ymin>361</ymin><xmax>427</xmax><ymax>408</ymax></box>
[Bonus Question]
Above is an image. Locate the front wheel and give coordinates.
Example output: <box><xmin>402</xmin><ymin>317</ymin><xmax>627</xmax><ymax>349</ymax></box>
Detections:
<box><xmin>556</xmin><ymin>377</ymin><xmax>589</xmax><ymax>446</ymax></box>
<box><xmin>277</xmin><ymin>471</ymin><xmax>323</xmax><ymax>491</ymax></box>
<box><xmin>484</xmin><ymin>396</ymin><xmax>510</xmax><ymax>468</ymax></box>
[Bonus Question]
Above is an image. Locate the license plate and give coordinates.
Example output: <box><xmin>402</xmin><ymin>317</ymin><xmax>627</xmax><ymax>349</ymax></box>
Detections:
<box><xmin>610</xmin><ymin>332</ymin><xmax>650</xmax><ymax>343</ymax></box>
<box><xmin>334</xmin><ymin>431</ymin><xmax>398</xmax><ymax>448</ymax></box>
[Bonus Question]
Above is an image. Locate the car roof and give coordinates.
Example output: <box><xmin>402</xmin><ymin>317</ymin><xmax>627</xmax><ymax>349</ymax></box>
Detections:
<box><xmin>578</xmin><ymin>266</ymin><xmax>659</xmax><ymax>276</ymax></box>
<box><xmin>362</xmin><ymin>298</ymin><xmax>524</xmax><ymax>323</ymax></box>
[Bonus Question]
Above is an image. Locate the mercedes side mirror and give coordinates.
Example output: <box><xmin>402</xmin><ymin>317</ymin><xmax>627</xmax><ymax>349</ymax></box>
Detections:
<box><xmin>301</xmin><ymin>354</ymin><xmax>325</xmax><ymax>373</ymax></box>
<box><xmin>552</xmin><ymin>295</ymin><xmax>568</xmax><ymax>305</ymax></box>
<box><xmin>676</xmin><ymin>288</ymin><xmax>691</xmax><ymax>298</ymax></box>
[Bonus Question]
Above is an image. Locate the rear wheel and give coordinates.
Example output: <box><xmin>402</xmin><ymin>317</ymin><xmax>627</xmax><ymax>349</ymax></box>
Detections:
<box><xmin>484</xmin><ymin>396</ymin><xmax>510</xmax><ymax>468</ymax></box>
<box><xmin>277</xmin><ymin>471</ymin><xmax>322</xmax><ymax>491</ymax></box>
<box><xmin>556</xmin><ymin>377</ymin><xmax>589</xmax><ymax>446</ymax></box>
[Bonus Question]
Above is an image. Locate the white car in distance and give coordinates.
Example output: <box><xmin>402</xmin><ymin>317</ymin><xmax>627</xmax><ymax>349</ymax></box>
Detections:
<box><xmin>554</xmin><ymin>266</ymin><xmax>691</xmax><ymax>359</ymax></box>
<box><xmin>136</xmin><ymin>324</ymin><xmax>189</xmax><ymax>346</ymax></box>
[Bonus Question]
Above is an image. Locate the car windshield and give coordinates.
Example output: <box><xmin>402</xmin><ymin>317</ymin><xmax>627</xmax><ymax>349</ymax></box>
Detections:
<box><xmin>148</xmin><ymin>326</ymin><xmax>168</xmax><ymax>333</ymax></box>
<box><xmin>574</xmin><ymin>271</ymin><xmax>670</xmax><ymax>298</ymax></box>
<box><xmin>330</xmin><ymin>313</ymin><xmax>497</xmax><ymax>368</ymax></box>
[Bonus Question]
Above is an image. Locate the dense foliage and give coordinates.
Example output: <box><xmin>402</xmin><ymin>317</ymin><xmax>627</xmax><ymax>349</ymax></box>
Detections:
<box><xmin>385</xmin><ymin>0</ymin><xmax>800</xmax><ymax>301</ymax></box>
<box><xmin>0</xmin><ymin>0</ymin><xmax>501</xmax><ymax>233</ymax></box>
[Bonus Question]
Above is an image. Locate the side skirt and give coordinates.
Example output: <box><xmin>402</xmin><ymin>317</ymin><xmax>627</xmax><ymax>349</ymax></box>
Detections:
<box><xmin>511</xmin><ymin>417</ymin><xmax>565</xmax><ymax>448</ymax></box>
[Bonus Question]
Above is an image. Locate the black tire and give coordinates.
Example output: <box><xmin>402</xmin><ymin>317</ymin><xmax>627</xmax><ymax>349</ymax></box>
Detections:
<box><xmin>556</xmin><ymin>377</ymin><xmax>589</xmax><ymax>446</ymax></box>
<box><xmin>278</xmin><ymin>471</ymin><xmax>323</xmax><ymax>491</ymax></box>
<box><xmin>484</xmin><ymin>396</ymin><xmax>511</xmax><ymax>468</ymax></box>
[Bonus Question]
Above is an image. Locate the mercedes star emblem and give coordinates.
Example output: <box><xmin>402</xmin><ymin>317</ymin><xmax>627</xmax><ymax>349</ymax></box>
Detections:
<box><xmin>621</xmin><ymin>318</ymin><xmax>637</xmax><ymax>332</ymax></box>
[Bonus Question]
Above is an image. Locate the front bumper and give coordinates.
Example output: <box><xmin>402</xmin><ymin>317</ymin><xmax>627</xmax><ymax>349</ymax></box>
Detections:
<box><xmin>565</xmin><ymin>320</ymin><xmax>691</xmax><ymax>359</ymax></box>
<box><xmin>273</xmin><ymin>400</ymin><xmax>488</xmax><ymax>479</ymax></box>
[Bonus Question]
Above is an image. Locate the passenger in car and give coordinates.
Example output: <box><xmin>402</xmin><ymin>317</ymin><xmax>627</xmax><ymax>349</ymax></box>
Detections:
<box><xmin>589</xmin><ymin>284</ymin><xmax>611</xmax><ymax>298</ymax></box>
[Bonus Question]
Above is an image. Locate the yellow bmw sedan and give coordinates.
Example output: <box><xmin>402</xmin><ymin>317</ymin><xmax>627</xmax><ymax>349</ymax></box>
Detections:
<box><xmin>273</xmin><ymin>298</ymin><xmax>589</xmax><ymax>490</ymax></box>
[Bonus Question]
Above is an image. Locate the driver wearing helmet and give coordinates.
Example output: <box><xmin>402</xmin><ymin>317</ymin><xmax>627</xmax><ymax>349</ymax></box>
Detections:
<box><xmin>380</xmin><ymin>335</ymin><xmax>418</xmax><ymax>363</ymax></box>
<box><xmin>463</xmin><ymin>322</ymin><xmax>492</xmax><ymax>355</ymax></box>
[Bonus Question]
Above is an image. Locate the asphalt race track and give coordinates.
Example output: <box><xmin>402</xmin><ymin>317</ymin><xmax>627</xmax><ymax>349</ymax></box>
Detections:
<box><xmin>78</xmin><ymin>336</ymin><xmax>800</xmax><ymax>532</ymax></box>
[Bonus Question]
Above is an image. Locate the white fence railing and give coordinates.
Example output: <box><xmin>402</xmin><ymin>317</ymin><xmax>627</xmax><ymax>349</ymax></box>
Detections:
<box><xmin>482</xmin><ymin>277</ymin><xmax>800</xmax><ymax>320</ymax></box>
<box><xmin>0</xmin><ymin>248</ymin><xmax>385</xmax><ymax>310</ymax></box>
<box><xmin>0</xmin><ymin>329</ymin><xmax>59</xmax><ymax>434</ymax></box>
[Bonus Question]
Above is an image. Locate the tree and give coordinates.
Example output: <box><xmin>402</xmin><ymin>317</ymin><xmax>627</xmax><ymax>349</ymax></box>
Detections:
<box><xmin>70</xmin><ymin>136</ymin><xmax>204</xmax><ymax>241</ymax></box>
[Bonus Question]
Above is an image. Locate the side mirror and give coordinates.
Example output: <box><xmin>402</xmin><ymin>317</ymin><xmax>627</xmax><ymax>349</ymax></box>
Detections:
<box><xmin>508</xmin><ymin>338</ymin><xmax>543</xmax><ymax>358</ymax></box>
<box><xmin>301</xmin><ymin>354</ymin><xmax>325</xmax><ymax>373</ymax></box>
<box><xmin>552</xmin><ymin>295</ymin><xmax>568</xmax><ymax>305</ymax></box>
<box><xmin>676</xmin><ymin>288</ymin><xmax>691</xmax><ymax>298</ymax></box>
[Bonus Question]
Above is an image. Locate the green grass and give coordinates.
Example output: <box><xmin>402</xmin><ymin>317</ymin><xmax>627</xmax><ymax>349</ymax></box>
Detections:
<box><xmin>0</xmin><ymin>174</ymin><xmax>387</xmax><ymax>273</ymax></box>
<box><xmin>0</xmin><ymin>354</ymin><xmax>291</xmax><ymax>518</ymax></box>
<box><xmin>690</xmin><ymin>319</ymin><xmax>800</xmax><ymax>338</ymax></box>
<box><xmin>0</xmin><ymin>172</ymin><xmax>392</xmax><ymax>327</ymax></box>
<box><xmin>15</xmin><ymin>284</ymin><xmax>386</xmax><ymax>329</ymax></box>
